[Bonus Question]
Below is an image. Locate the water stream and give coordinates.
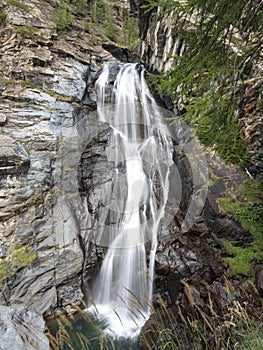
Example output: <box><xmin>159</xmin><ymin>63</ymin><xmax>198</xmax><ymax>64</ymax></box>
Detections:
<box><xmin>89</xmin><ymin>63</ymin><xmax>174</xmax><ymax>338</ymax></box>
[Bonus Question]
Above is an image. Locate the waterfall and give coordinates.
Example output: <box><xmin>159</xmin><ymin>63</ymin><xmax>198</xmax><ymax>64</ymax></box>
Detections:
<box><xmin>89</xmin><ymin>63</ymin><xmax>174</xmax><ymax>338</ymax></box>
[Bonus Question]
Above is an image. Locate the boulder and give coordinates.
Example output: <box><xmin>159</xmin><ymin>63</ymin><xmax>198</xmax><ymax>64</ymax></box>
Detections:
<box><xmin>0</xmin><ymin>305</ymin><xmax>49</xmax><ymax>350</ymax></box>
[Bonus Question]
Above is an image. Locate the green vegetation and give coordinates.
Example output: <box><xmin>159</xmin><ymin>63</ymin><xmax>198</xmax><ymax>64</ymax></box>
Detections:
<box><xmin>12</xmin><ymin>24</ymin><xmax>46</xmax><ymax>41</ymax></box>
<box><xmin>70</xmin><ymin>0</ymin><xmax>88</xmax><ymax>15</ymax></box>
<box><xmin>144</xmin><ymin>0</ymin><xmax>262</xmax><ymax>166</ymax></box>
<box><xmin>47</xmin><ymin>90</ymin><xmax>74</xmax><ymax>102</ymax></box>
<box><xmin>89</xmin><ymin>0</ymin><xmax>139</xmax><ymax>48</ymax></box>
<box><xmin>223</xmin><ymin>240</ymin><xmax>257</xmax><ymax>275</ymax></box>
<box><xmin>53</xmin><ymin>0</ymin><xmax>74</xmax><ymax>32</ymax></box>
<box><xmin>0</xmin><ymin>260</ymin><xmax>12</xmax><ymax>289</ymax></box>
<box><xmin>1</xmin><ymin>78</ymin><xmax>42</xmax><ymax>91</ymax></box>
<box><xmin>83</xmin><ymin>19</ymin><xmax>90</xmax><ymax>33</ymax></box>
<box><xmin>20</xmin><ymin>80</ymin><xmax>42</xmax><ymax>89</ymax></box>
<box><xmin>104</xmin><ymin>2</ymin><xmax>117</xmax><ymax>42</ymax></box>
<box><xmin>32</xmin><ymin>194</ymin><xmax>42</xmax><ymax>204</ymax></box>
<box><xmin>11</xmin><ymin>246</ymin><xmax>38</xmax><ymax>268</ymax></box>
<box><xmin>180</xmin><ymin>92</ymin><xmax>248</xmax><ymax>165</ymax></box>
<box><xmin>90</xmin><ymin>0</ymin><xmax>106</xmax><ymax>23</ymax></box>
<box><xmin>48</xmin><ymin>302</ymin><xmax>117</xmax><ymax>350</ymax></box>
<box><xmin>122</xmin><ymin>7</ymin><xmax>139</xmax><ymax>49</ymax></box>
<box><xmin>47</xmin><ymin>284</ymin><xmax>263</xmax><ymax>349</ymax></box>
<box><xmin>90</xmin><ymin>0</ymin><xmax>117</xmax><ymax>41</ymax></box>
<box><xmin>141</xmin><ymin>295</ymin><xmax>263</xmax><ymax>350</ymax></box>
<box><xmin>0</xmin><ymin>246</ymin><xmax>37</xmax><ymax>288</ymax></box>
<box><xmin>217</xmin><ymin>179</ymin><xmax>263</xmax><ymax>275</ymax></box>
<box><xmin>6</xmin><ymin>0</ymin><xmax>30</xmax><ymax>11</ymax></box>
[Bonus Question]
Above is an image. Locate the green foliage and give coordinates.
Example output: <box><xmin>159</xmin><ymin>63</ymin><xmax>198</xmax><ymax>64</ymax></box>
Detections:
<box><xmin>239</xmin><ymin>179</ymin><xmax>263</xmax><ymax>203</ymax></box>
<box><xmin>12</xmin><ymin>25</ymin><xmax>40</xmax><ymax>40</ymax></box>
<box><xmin>104</xmin><ymin>2</ymin><xmax>117</xmax><ymax>42</ymax></box>
<box><xmin>0</xmin><ymin>246</ymin><xmax>37</xmax><ymax>288</ymax></box>
<box><xmin>223</xmin><ymin>240</ymin><xmax>256</xmax><ymax>275</ymax></box>
<box><xmin>83</xmin><ymin>19</ymin><xmax>90</xmax><ymax>33</ymax></box>
<box><xmin>47</xmin><ymin>89</ymin><xmax>73</xmax><ymax>102</ymax></box>
<box><xmin>32</xmin><ymin>194</ymin><xmax>42</xmax><ymax>204</ymax></box>
<box><xmin>0</xmin><ymin>78</ymin><xmax>41</xmax><ymax>90</ymax></box>
<box><xmin>11</xmin><ymin>246</ymin><xmax>38</xmax><ymax>268</ymax></box>
<box><xmin>0</xmin><ymin>260</ymin><xmax>12</xmax><ymax>289</ymax></box>
<box><xmin>20</xmin><ymin>80</ymin><xmax>41</xmax><ymax>89</ymax></box>
<box><xmin>90</xmin><ymin>0</ymin><xmax>106</xmax><ymax>23</ymax></box>
<box><xmin>6</xmin><ymin>0</ymin><xmax>30</xmax><ymax>11</ymax></box>
<box><xmin>237</xmin><ymin>327</ymin><xmax>263</xmax><ymax>350</ymax></box>
<box><xmin>217</xmin><ymin>179</ymin><xmax>263</xmax><ymax>275</ymax></box>
<box><xmin>144</xmin><ymin>0</ymin><xmax>262</xmax><ymax>166</ymax></box>
<box><xmin>105</xmin><ymin>19</ymin><xmax>117</xmax><ymax>42</ymax></box>
<box><xmin>90</xmin><ymin>0</ymin><xmax>119</xmax><ymax>42</ymax></box>
<box><xmin>122</xmin><ymin>8</ymin><xmax>139</xmax><ymax>49</ymax></box>
<box><xmin>70</xmin><ymin>0</ymin><xmax>88</xmax><ymax>15</ymax></box>
<box><xmin>90</xmin><ymin>0</ymin><xmax>118</xmax><ymax>41</ymax></box>
<box><xmin>54</xmin><ymin>0</ymin><xmax>74</xmax><ymax>32</ymax></box>
<box><xmin>182</xmin><ymin>92</ymin><xmax>248</xmax><ymax>165</ymax></box>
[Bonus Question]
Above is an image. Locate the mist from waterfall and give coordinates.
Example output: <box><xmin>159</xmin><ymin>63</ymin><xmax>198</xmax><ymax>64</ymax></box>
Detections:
<box><xmin>89</xmin><ymin>63</ymin><xmax>174</xmax><ymax>338</ymax></box>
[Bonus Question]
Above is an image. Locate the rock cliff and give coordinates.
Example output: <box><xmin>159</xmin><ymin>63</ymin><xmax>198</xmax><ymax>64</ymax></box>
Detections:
<box><xmin>0</xmin><ymin>1</ymin><xmax>123</xmax><ymax>347</ymax></box>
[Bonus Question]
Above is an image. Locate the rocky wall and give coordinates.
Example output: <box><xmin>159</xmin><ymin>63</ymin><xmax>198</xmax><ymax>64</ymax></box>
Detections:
<box><xmin>0</xmin><ymin>2</ymin><xmax>120</xmax><ymax>347</ymax></box>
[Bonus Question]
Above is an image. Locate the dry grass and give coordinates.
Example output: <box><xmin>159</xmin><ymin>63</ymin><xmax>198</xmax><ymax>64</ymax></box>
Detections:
<box><xmin>46</xmin><ymin>281</ymin><xmax>263</xmax><ymax>350</ymax></box>
<box><xmin>140</xmin><ymin>280</ymin><xmax>263</xmax><ymax>350</ymax></box>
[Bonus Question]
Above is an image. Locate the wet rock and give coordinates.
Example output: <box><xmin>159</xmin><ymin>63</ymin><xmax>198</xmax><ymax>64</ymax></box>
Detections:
<box><xmin>0</xmin><ymin>135</ymin><xmax>30</xmax><ymax>176</ymax></box>
<box><xmin>83</xmin><ymin>242</ymin><xmax>105</xmax><ymax>293</ymax></box>
<box><xmin>102</xmin><ymin>42</ymin><xmax>139</xmax><ymax>63</ymax></box>
<box><xmin>0</xmin><ymin>305</ymin><xmax>49</xmax><ymax>350</ymax></box>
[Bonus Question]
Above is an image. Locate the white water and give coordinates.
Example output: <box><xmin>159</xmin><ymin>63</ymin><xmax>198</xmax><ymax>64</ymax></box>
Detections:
<box><xmin>90</xmin><ymin>63</ymin><xmax>173</xmax><ymax>338</ymax></box>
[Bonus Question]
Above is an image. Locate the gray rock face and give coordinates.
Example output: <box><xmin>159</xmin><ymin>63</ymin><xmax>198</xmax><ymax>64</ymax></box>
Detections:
<box><xmin>0</xmin><ymin>135</ymin><xmax>30</xmax><ymax>176</ymax></box>
<box><xmin>0</xmin><ymin>305</ymin><xmax>49</xmax><ymax>350</ymax></box>
<box><xmin>0</xmin><ymin>0</ymin><xmax>117</xmax><ymax>319</ymax></box>
<box><xmin>130</xmin><ymin>0</ymin><xmax>185</xmax><ymax>73</ymax></box>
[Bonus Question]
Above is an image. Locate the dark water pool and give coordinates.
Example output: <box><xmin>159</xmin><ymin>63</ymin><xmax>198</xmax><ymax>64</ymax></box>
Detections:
<box><xmin>47</xmin><ymin>312</ymin><xmax>139</xmax><ymax>350</ymax></box>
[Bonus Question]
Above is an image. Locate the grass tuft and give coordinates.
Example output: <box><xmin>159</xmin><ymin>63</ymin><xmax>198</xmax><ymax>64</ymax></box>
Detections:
<box><xmin>217</xmin><ymin>179</ymin><xmax>263</xmax><ymax>275</ymax></box>
<box><xmin>7</xmin><ymin>0</ymin><xmax>30</xmax><ymax>11</ymax></box>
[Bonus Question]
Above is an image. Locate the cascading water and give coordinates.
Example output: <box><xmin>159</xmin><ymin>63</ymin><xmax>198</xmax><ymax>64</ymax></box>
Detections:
<box><xmin>89</xmin><ymin>63</ymin><xmax>174</xmax><ymax>338</ymax></box>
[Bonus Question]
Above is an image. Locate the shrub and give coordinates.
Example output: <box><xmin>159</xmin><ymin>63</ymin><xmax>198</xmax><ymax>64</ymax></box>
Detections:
<box><xmin>54</xmin><ymin>0</ymin><xmax>74</xmax><ymax>32</ymax></box>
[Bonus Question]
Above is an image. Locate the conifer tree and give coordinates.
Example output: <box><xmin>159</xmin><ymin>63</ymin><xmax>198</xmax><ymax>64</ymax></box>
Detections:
<box><xmin>144</xmin><ymin>0</ymin><xmax>262</xmax><ymax>165</ymax></box>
